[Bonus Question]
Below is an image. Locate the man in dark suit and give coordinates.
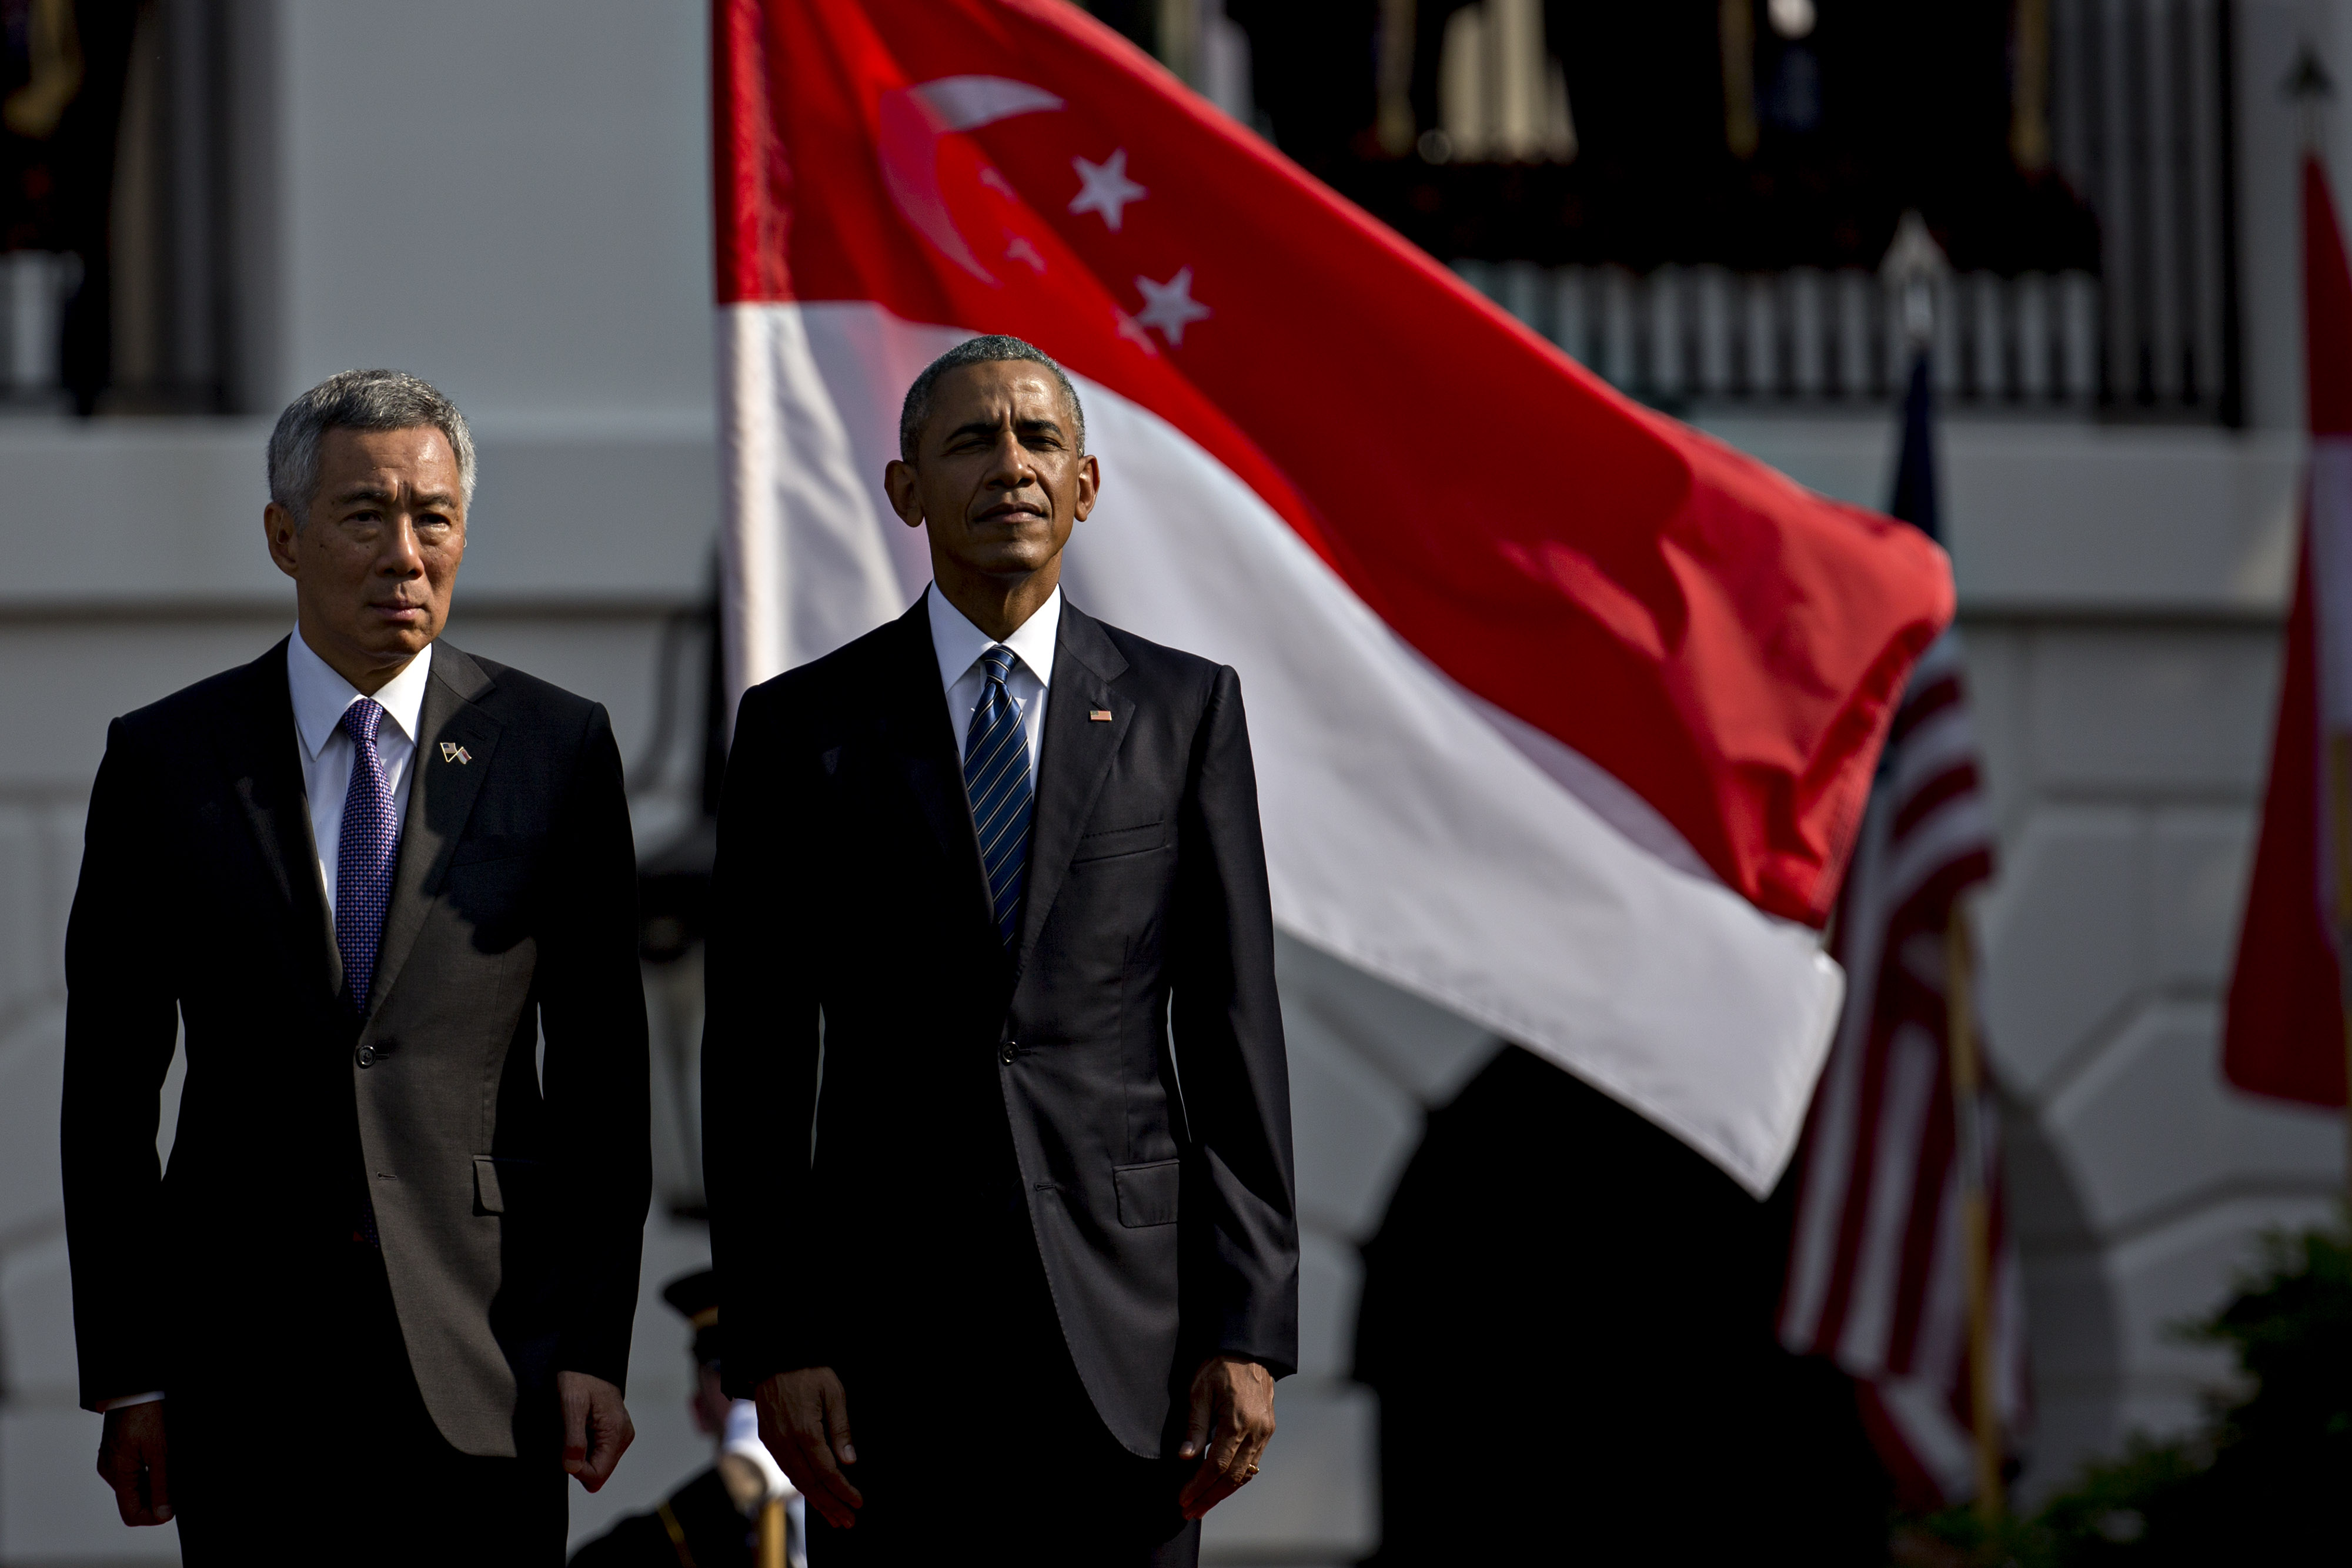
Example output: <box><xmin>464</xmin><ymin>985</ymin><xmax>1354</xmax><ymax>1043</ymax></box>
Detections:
<box><xmin>62</xmin><ymin>369</ymin><xmax>652</xmax><ymax>1566</ymax></box>
<box><xmin>703</xmin><ymin>336</ymin><xmax>1298</xmax><ymax>1567</ymax></box>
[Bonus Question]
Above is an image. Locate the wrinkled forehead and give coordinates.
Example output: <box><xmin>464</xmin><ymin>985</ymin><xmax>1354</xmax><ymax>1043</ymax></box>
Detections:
<box><xmin>931</xmin><ymin>360</ymin><xmax>1073</xmax><ymax>427</ymax></box>
<box><xmin>315</xmin><ymin>424</ymin><xmax>465</xmax><ymax>500</ymax></box>
<box><xmin>319</xmin><ymin>422</ymin><xmax>457</xmax><ymax>468</ymax></box>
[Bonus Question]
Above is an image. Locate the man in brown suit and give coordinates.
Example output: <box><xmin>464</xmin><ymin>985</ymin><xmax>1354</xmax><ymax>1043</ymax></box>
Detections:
<box><xmin>62</xmin><ymin>369</ymin><xmax>651</xmax><ymax>1564</ymax></box>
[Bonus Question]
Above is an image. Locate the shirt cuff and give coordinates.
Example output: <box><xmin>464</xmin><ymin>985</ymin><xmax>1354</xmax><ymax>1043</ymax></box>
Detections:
<box><xmin>99</xmin><ymin>1391</ymin><xmax>165</xmax><ymax>1411</ymax></box>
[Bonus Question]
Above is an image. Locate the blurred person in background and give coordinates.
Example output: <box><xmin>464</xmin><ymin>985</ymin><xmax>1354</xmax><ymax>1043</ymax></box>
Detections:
<box><xmin>703</xmin><ymin>337</ymin><xmax>1298</xmax><ymax>1567</ymax></box>
<box><xmin>60</xmin><ymin>369</ymin><xmax>652</xmax><ymax>1566</ymax></box>
<box><xmin>570</xmin><ymin>1270</ymin><xmax>803</xmax><ymax>1568</ymax></box>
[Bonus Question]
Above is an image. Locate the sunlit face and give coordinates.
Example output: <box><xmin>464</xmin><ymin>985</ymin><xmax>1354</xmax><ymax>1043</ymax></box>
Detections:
<box><xmin>884</xmin><ymin>360</ymin><xmax>1097</xmax><ymax>581</ymax></box>
<box><xmin>265</xmin><ymin>424</ymin><xmax>466</xmax><ymax>684</ymax></box>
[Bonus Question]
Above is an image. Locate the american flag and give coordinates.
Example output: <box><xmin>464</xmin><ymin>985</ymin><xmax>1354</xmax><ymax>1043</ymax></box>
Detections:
<box><xmin>1776</xmin><ymin>356</ymin><xmax>2029</xmax><ymax>1508</ymax></box>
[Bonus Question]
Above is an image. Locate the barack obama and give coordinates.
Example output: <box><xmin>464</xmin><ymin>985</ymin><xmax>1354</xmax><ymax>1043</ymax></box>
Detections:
<box><xmin>703</xmin><ymin>337</ymin><xmax>1298</xmax><ymax>1566</ymax></box>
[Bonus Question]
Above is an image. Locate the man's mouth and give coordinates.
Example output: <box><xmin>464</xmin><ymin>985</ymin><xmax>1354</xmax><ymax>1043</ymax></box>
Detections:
<box><xmin>978</xmin><ymin>500</ymin><xmax>1047</xmax><ymax>524</ymax></box>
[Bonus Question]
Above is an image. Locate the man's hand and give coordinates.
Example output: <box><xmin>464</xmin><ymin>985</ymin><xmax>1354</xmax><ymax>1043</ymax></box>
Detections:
<box><xmin>756</xmin><ymin>1368</ymin><xmax>863</xmax><ymax>1530</ymax></box>
<box><xmin>558</xmin><ymin>1371</ymin><xmax>635</xmax><ymax>1492</ymax></box>
<box><xmin>96</xmin><ymin>1402</ymin><xmax>172</xmax><ymax>1526</ymax></box>
<box><xmin>1177</xmin><ymin>1355</ymin><xmax>1275</xmax><ymax>1520</ymax></box>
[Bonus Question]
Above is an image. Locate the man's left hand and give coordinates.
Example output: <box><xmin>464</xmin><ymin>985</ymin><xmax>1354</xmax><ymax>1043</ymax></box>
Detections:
<box><xmin>1176</xmin><ymin>1355</ymin><xmax>1275</xmax><ymax>1520</ymax></box>
<box><xmin>558</xmin><ymin>1371</ymin><xmax>635</xmax><ymax>1492</ymax></box>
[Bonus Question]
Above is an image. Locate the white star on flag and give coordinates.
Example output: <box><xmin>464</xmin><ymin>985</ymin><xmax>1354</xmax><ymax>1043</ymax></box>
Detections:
<box><xmin>712</xmin><ymin>0</ymin><xmax>1960</xmax><ymax>1199</ymax></box>
<box><xmin>1134</xmin><ymin>266</ymin><xmax>1210</xmax><ymax>346</ymax></box>
<box><xmin>1068</xmin><ymin>148</ymin><xmax>1147</xmax><ymax>231</ymax></box>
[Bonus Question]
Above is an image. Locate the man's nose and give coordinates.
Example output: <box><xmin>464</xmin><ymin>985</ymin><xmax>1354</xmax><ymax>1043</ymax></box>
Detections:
<box><xmin>379</xmin><ymin>516</ymin><xmax>426</xmax><ymax>573</ymax></box>
<box><xmin>984</xmin><ymin>430</ymin><xmax>1035</xmax><ymax>486</ymax></box>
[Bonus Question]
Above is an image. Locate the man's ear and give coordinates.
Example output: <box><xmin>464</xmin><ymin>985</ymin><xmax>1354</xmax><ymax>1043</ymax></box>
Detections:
<box><xmin>1073</xmin><ymin>453</ymin><xmax>1101</xmax><ymax>523</ymax></box>
<box><xmin>263</xmin><ymin>502</ymin><xmax>302</xmax><ymax>580</ymax></box>
<box><xmin>883</xmin><ymin>458</ymin><xmax>926</xmax><ymax>530</ymax></box>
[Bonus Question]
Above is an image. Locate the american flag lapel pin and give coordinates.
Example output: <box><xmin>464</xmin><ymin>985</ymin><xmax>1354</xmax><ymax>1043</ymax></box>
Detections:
<box><xmin>440</xmin><ymin>742</ymin><xmax>471</xmax><ymax>764</ymax></box>
<box><xmin>1088</xmin><ymin>708</ymin><xmax>1114</xmax><ymax>722</ymax></box>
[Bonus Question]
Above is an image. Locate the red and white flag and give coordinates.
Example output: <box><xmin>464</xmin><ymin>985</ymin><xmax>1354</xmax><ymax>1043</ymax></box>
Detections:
<box><xmin>2226</xmin><ymin>154</ymin><xmax>2352</xmax><ymax>1110</ymax></box>
<box><xmin>1777</xmin><ymin>363</ymin><xmax>2027</xmax><ymax>1506</ymax></box>
<box><xmin>712</xmin><ymin>0</ymin><xmax>1953</xmax><ymax>1191</ymax></box>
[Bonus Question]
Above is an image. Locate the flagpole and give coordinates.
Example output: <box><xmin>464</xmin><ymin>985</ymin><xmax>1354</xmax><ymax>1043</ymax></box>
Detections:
<box><xmin>1945</xmin><ymin>905</ymin><xmax>2004</xmax><ymax>1521</ymax></box>
<box><xmin>2287</xmin><ymin>43</ymin><xmax>2352</xmax><ymax>1205</ymax></box>
<box><xmin>758</xmin><ymin>1497</ymin><xmax>786</xmax><ymax>1568</ymax></box>
<box><xmin>2328</xmin><ymin>736</ymin><xmax>2352</xmax><ymax>1206</ymax></box>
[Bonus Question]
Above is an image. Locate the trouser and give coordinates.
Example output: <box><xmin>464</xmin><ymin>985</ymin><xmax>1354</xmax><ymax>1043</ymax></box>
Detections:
<box><xmin>807</xmin><ymin>1199</ymin><xmax>1201</xmax><ymax>1567</ymax></box>
<box><xmin>168</xmin><ymin>1239</ymin><xmax>567</xmax><ymax>1567</ymax></box>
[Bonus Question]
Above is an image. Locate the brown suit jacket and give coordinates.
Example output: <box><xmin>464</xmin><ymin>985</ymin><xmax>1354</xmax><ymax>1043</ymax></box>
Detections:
<box><xmin>61</xmin><ymin>638</ymin><xmax>650</xmax><ymax>1455</ymax></box>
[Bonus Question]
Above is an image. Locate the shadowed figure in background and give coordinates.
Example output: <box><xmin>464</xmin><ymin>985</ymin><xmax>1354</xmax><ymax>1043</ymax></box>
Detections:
<box><xmin>571</xmin><ymin>1270</ymin><xmax>803</xmax><ymax>1568</ymax></box>
<box><xmin>1358</xmin><ymin>1046</ymin><xmax>1893</xmax><ymax>1566</ymax></box>
<box><xmin>61</xmin><ymin>369</ymin><xmax>650</xmax><ymax>1565</ymax></box>
<box><xmin>703</xmin><ymin>336</ymin><xmax>1298</xmax><ymax>1567</ymax></box>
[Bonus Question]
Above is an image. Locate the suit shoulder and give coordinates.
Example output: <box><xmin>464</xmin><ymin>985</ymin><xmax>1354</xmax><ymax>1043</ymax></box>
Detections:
<box><xmin>111</xmin><ymin>648</ymin><xmax>281</xmax><ymax>745</ymax></box>
<box><xmin>1088</xmin><ymin>617</ymin><xmax>1228</xmax><ymax>697</ymax></box>
<box><xmin>746</xmin><ymin>616</ymin><xmax>910</xmax><ymax>714</ymax></box>
<box><xmin>452</xmin><ymin>647</ymin><xmax>603</xmax><ymax>730</ymax></box>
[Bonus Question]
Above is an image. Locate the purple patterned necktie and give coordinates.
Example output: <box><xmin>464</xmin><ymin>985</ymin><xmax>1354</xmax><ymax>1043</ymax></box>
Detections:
<box><xmin>335</xmin><ymin>698</ymin><xmax>402</xmax><ymax>1013</ymax></box>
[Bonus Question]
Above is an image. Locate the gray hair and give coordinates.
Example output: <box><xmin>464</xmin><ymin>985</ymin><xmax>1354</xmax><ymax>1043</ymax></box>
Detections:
<box><xmin>898</xmin><ymin>335</ymin><xmax>1085</xmax><ymax>462</ymax></box>
<box><xmin>267</xmin><ymin>369</ymin><xmax>477</xmax><ymax>521</ymax></box>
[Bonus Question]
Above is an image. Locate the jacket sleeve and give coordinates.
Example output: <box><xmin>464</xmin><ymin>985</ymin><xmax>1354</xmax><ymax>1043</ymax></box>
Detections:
<box><xmin>702</xmin><ymin>683</ymin><xmax>828</xmax><ymax>1396</ymax></box>
<box><xmin>537</xmin><ymin>703</ymin><xmax>652</xmax><ymax>1390</ymax></box>
<box><xmin>1170</xmin><ymin>666</ymin><xmax>1300</xmax><ymax>1378</ymax></box>
<box><xmin>60</xmin><ymin>719</ymin><xmax>186</xmax><ymax>1411</ymax></box>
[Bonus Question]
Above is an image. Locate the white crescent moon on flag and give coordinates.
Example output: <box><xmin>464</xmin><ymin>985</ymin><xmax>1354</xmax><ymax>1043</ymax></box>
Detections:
<box><xmin>876</xmin><ymin>76</ymin><xmax>1065</xmax><ymax>284</ymax></box>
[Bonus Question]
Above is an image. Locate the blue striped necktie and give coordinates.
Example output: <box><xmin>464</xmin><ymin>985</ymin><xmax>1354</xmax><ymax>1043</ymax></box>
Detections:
<box><xmin>962</xmin><ymin>645</ymin><xmax>1034</xmax><ymax>948</ymax></box>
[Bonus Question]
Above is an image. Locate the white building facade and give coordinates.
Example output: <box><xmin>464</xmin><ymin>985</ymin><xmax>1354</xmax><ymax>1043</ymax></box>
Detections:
<box><xmin>0</xmin><ymin>1</ymin><xmax>2346</xmax><ymax>1562</ymax></box>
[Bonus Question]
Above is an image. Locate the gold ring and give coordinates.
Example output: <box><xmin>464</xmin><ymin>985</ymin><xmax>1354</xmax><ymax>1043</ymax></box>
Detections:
<box><xmin>1244</xmin><ymin>1464</ymin><xmax>1260</xmax><ymax>1477</ymax></box>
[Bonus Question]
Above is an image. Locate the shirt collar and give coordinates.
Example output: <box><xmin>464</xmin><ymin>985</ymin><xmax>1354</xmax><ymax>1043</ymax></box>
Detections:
<box><xmin>286</xmin><ymin>628</ymin><xmax>437</xmax><ymax>763</ymax></box>
<box><xmin>926</xmin><ymin>583</ymin><xmax>1061</xmax><ymax>692</ymax></box>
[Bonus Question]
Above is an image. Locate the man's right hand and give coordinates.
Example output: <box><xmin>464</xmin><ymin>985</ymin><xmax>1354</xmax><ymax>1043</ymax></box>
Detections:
<box><xmin>96</xmin><ymin>1402</ymin><xmax>171</xmax><ymax>1526</ymax></box>
<box><xmin>754</xmin><ymin>1368</ymin><xmax>862</xmax><ymax>1529</ymax></box>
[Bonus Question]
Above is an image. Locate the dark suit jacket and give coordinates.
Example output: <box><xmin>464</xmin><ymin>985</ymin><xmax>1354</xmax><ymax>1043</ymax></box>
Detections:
<box><xmin>703</xmin><ymin>597</ymin><xmax>1298</xmax><ymax>1458</ymax></box>
<box><xmin>61</xmin><ymin>638</ymin><xmax>650</xmax><ymax>1457</ymax></box>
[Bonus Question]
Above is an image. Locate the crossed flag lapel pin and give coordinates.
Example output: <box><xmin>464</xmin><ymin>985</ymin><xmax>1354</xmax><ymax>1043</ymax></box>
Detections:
<box><xmin>439</xmin><ymin>742</ymin><xmax>472</xmax><ymax>764</ymax></box>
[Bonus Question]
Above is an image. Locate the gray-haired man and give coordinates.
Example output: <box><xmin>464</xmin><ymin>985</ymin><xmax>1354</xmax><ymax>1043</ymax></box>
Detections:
<box><xmin>61</xmin><ymin>369</ymin><xmax>651</xmax><ymax>1564</ymax></box>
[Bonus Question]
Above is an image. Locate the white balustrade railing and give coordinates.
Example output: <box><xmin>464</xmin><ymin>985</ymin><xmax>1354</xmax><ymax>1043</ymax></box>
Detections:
<box><xmin>1458</xmin><ymin>259</ymin><xmax>2103</xmax><ymax>409</ymax></box>
<box><xmin>1</xmin><ymin>252</ymin><xmax>78</xmax><ymax>404</ymax></box>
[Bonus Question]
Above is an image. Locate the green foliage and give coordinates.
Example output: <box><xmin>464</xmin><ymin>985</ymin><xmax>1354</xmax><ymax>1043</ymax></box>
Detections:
<box><xmin>1898</xmin><ymin>1219</ymin><xmax>2351</xmax><ymax>1567</ymax></box>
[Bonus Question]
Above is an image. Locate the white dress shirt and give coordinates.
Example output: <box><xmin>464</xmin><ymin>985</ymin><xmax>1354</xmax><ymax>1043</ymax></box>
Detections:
<box><xmin>927</xmin><ymin>583</ymin><xmax>1060</xmax><ymax>781</ymax></box>
<box><xmin>286</xmin><ymin>628</ymin><xmax>435</xmax><ymax>917</ymax></box>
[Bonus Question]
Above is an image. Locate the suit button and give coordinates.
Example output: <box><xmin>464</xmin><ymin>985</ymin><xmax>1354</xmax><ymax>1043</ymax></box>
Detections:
<box><xmin>355</xmin><ymin>1044</ymin><xmax>377</xmax><ymax>1068</ymax></box>
<box><xmin>1000</xmin><ymin>1041</ymin><xmax>1017</xmax><ymax>1064</ymax></box>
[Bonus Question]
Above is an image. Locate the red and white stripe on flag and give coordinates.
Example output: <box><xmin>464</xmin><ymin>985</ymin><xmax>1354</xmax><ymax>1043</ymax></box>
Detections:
<box><xmin>1778</xmin><ymin>633</ymin><xmax>2027</xmax><ymax>1506</ymax></box>
<box><xmin>2226</xmin><ymin>155</ymin><xmax>2352</xmax><ymax>1109</ymax></box>
<box><xmin>712</xmin><ymin>0</ymin><xmax>1955</xmax><ymax>1191</ymax></box>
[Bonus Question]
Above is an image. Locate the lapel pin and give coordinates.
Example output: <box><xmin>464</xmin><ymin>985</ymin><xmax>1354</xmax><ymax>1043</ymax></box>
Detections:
<box><xmin>440</xmin><ymin>743</ymin><xmax>471</xmax><ymax>764</ymax></box>
<box><xmin>1089</xmin><ymin>709</ymin><xmax>1114</xmax><ymax>721</ymax></box>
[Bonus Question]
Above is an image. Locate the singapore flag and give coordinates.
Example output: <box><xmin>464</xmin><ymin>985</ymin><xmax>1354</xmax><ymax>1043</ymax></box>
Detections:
<box><xmin>713</xmin><ymin>0</ymin><xmax>1953</xmax><ymax>1193</ymax></box>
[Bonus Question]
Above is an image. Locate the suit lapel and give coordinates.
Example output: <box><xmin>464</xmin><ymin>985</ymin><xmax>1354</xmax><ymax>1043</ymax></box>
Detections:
<box><xmin>878</xmin><ymin>601</ymin><xmax>998</xmax><ymax>935</ymax></box>
<box><xmin>363</xmin><ymin>643</ymin><xmax>502</xmax><ymax>1028</ymax></box>
<box><xmin>215</xmin><ymin>640</ymin><xmax>341</xmax><ymax>1000</ymax></box>
<box><xmin>1014</xmin><ymin>601</ymin><xmax>1131</xmax><ymax>975</ymax></box>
